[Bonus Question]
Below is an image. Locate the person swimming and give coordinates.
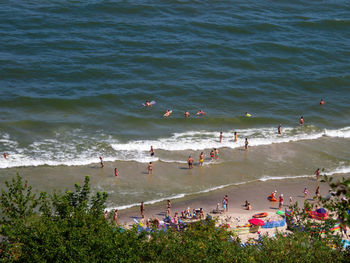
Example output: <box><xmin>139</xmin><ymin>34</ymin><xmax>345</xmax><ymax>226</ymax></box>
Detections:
<box><xmin>145</xmin><ymin>100</ymin><xmax>151</xmax><ymax>107</ymax></box>
<box><xmin>245</xmin><ymin>112</ymin><xmax>251</xmax><ymax>117</ymax></box>
<box><xmin>196</xmin><ymin>110</ymin><xmax>206</xmax><ymax>116</ymax></box>
<box><xmin>163</xmin><ymin>109</ymin><xmax>172</xmax><ymax>117</ymax></box>
<box><xmin>320</xmin><ymin>98</ymin><xmax>325</xmax><ymax>105</ymax></box>
<box><xmin>184</xmin><ymin>111</ymin><xmax>190</xmax><ymax>118</ymax></box>
<box><xmin>299</xmin><ymin>116</ymin><xmax>304</xmax><ymax>125</ymax></box>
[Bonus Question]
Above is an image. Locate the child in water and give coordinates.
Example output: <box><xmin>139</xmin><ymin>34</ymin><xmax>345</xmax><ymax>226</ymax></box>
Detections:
<box><xmin>199</xmin><ymin>152</ymin><xmax>204</xmax><ymax>166</ymax></box>
<box><xmin>210</xmin><ymin>150</ymin><xmax>214</xmax><ymax>161</ymax></box>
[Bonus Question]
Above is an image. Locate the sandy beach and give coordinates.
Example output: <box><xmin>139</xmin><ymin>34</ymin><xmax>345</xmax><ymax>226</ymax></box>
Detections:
<box><xmin>114</xmin><ymin>175</ymin><xmax>346</xmax><ymax>240</ymax></box>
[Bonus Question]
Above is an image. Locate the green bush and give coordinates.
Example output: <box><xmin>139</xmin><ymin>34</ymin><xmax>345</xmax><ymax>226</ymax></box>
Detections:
<box><xmin>0</xmin><ymin>175</ymin><xmax>349</xmax><ymax>262</ymax></box>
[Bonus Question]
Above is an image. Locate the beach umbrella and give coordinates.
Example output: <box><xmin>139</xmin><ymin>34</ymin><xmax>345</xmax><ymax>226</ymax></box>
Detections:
<box><xmin>248</xmin><ymin>218</ymin><xmax>265</xmax><ymax>226</ymax></box>
<box><xmin>316</xmin><ymin>208</ymin><xmax>327</xmax><ymax>214</ymax></box>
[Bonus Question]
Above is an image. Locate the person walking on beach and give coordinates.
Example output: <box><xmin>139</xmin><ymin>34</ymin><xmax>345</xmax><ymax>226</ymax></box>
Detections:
<box><xmin>114</xmin><ymin>168</ymin><xmax>119</xmax><ymax>177</ymax></box>
<box><xmin>99</xmin><ymin>156</ymin><xmax>104</xmax><ymax>168</ymax></box>
<box><xmin>279</xmin><ymin>194</ymin><xmax>284</xmax><ymax>210</ymax></box>
<box><xmin>289</xmin><ymin>196</ymin><xmax>293</xmax><ymax>207</ymax></box>
<box><xmin>315</xmin><ymin>186</ymin><xmax>320</xmax><ymax>198</ymax></box>
<box><xmin>113</xmin><ymin>209</ymin><xmax>118</xmax><ymax>225</ymax></box>
<box><xmin>234</xmin><ymin>132</ymin><xmax>238</xmax><ymax>142</ymax></box>
<box><xmin>303</xmin><ymin>188</ymin><xmax>309</xmax><ymax>199</ymax></box>
<box><xmin>224</xmin><ymin>195</ymin><xmax>228</xmax><ymax>212</ymax></box>
<box><xmin>140</xmin><ymin>202</ymin><xmax>145</xmax><ymax>219</ymax></box>
<box><xmin>219</xmin><ymin>132</ymin><xmax>223</xmax><ymax>143</ymax></box>
<box><xmin>210</xmin><ymin>150</ymin><xmax>214</xmax><ymax>161</ymax></box>
<box><xmin>199</xmin><ymin>152</ymin><xmax>204</xmax><ymax>166</ymax></box>
<box><xmin>245</xmin><ymin>138</ymin><xmax>249</xmax><ymax>150</ymax></box>
<box><xmin>299</xmin><ymin>116</ymin><xmax>304</xmax><ymax>125</ymax></box>
<box><xmin>187</xmin><ymin>156</ymin><xmax>193</xmax><ymax>169</ymax></box>
<box><xmin>278</xmin><ymin>124</ymin><xmax>282</xmax><ymax>135</ymax></box>
<box><xmin>150</xmin><ymin>146</ymin><xmax>154</xmax><ymax>156</ymax></box>
<box><xmin>166</xmin><ymin>200</ymin><xmax>171</xmax><ymax>217</ymax></box>
<box><xmin>222</xmin><ymin>197</ymin><xmax>227</xmax><ymax>212</ymax></box>
<box><xmin>148</xmin><ymin>162</ymin><xmax>153</xmax><ymax>175</ymax></box>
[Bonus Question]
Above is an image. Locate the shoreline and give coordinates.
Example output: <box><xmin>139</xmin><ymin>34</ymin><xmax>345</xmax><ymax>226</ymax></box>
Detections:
<box><xmin>115</xmin><ymin>175</ymin><xmax>336</xmax><ymax>227</ymax></box>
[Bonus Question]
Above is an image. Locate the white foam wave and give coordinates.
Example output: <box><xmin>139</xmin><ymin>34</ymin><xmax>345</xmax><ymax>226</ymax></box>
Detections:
<box><xmin>1</xmin><ymin>126</ymin><xmax>349</xmax><ymax>168</ymax></box>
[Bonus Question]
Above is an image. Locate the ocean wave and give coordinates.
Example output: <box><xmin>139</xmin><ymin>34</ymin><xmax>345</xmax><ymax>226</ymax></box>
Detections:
<box><xmin>0</xmin><ymin>126</ymin><xmax>349</xmax><ymax>168</ymax></box>
<box><xmin>105</xmin><ymin>164</ymin><xmax>350</xmax><ymax>211</ymax></box>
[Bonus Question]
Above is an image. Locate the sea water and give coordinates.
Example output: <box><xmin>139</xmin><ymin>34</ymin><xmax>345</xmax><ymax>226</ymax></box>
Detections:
<box><xmin>0</xmin><ymin>1</ymin><xmax>349</xmax><ymax>209</ymax></box>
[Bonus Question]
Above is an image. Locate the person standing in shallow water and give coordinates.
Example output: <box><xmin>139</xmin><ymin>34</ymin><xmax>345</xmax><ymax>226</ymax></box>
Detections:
<box><xmin>299</xmin><ymin>116</ymin><xmax>304</xmax><ymax>125</ymax></box>
<box><xmin>150</xmin><ymin>146</ymin><xmax>154</xmax><ymax>157</ymax></box>
<box><xmin>99</xmin><ymin>156</ymin><xmax>104</xmax><ymax>168</ymax></box>
<box><xmin>187</xmin><ymin>156</ymin><xmax>193</xmax><ymax>169</ymax></box>
<box><xmin>234</xmin><ymin>132</ymin><xmax>238</xmax><ymax>142</ymax></box>
<box><xmin>199</xmin><ymin>152</ymin><xmax>204</xmax><ymax>166</ymax></box>
<box><xmin>148</xmin><ymin>162</ymin><xmax>153</xmax><ymax>175</ymax></box>
<box><xmin>245</xmin><ymin>138</ymin><xmax>249</xmax><ymax>150</ymax></box>
<box><xmin>315</xmin><ymin>168</ymin><xmax>321</xmax><ymax>181</ymax></box>
<box><xmin>114</xmin><ymin>168</ymin><xmax>118</xmax><ymax>177</ymax></box>
<box><xmin>219</xmin><ymin>132</ymin><xmax>223</xmax><ymax>143</ymax></box>
<box><xmin>278</xmin><ymin>124</ymin><xmax>282</xmax><ymax>135</ymax></box>
<box><xmin>140</xmin><ymin>202</ymin><xmax>145</xmax><ymax>219</ymax></box>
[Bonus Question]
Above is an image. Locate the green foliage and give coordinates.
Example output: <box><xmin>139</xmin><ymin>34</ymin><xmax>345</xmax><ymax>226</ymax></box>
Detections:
<box><xmin>0</xmin><ymin>175</ymin><xmax>349</xmax><ymax>262</ymax></box>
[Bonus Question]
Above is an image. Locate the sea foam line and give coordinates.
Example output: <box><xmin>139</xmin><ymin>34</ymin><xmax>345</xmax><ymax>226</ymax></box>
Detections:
<box><xmin>1</xmin><ymin>126</ymin><xmax>349</xmax><ymax>168</ymax></box>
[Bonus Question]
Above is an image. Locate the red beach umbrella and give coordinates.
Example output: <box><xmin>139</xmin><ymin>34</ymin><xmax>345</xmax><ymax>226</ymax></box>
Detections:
<box><xmin>248</xmin><ymin>218</ymin><xmax>265</xmax><ymax>226</ymax></box>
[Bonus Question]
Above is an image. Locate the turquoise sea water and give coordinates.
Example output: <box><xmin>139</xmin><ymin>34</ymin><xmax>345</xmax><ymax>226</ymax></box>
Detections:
<box><xmin>0</xmin><ymin>1</ymin><xmax>349</xmax><ymax>208</ymax></box>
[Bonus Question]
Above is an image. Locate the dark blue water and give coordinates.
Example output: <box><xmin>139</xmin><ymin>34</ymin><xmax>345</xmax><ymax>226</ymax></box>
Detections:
<box><xmin>0</xmin><ymin>0</ymin><xmax>350</xmax><ymax>168</ymax></box>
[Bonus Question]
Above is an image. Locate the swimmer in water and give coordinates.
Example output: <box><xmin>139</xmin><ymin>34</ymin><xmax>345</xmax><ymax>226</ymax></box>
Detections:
<box><xmin>245</xmin><ymin>112</ymin><xmax>251</xmax><ymax>117</ymax></box>
<box><xmin>145</xmin><ymin>100</ymin><xmax>151</xmax><ymax>107</ymax></box>
<box><xmin>219</xmin><ymin>132</ymin><xmax>223</xmax><ymax>143</ymax></box>
<box><xmin>163</xmin><ymin>109</ymin><xmax>172</xmax><ymax>117</ymax></box>
<box><xmin>184</xmin><ymin>111</ymin><xmax>190</xmax><ymax>118</ymax></box>
<box><xmin>320</xmin><ymin>98</ymin><xmax>325</xmax><ymax>105</ymax></box>
<box><xmin>234</xmin><ymin>132</ymin><xmax>238</xmax><ymax>142</ymax></box>
<box><xmin>3</xmin><ymin>153</ymin><xmax>7</xmax><ymax>159</ymax></box>
<box><xmin>196</xmin><ymin>110</ymin><xmax>206</xmax><ymax>116</ymax></box>
<box><xmin>199</xmin><ymin>152</ymin><xmax>204</xmax><ymax>166</ymax></box>
<box><xmin>114</xmin><ymin>168</ymin><xmax>118</xmax><ymax>177</ymax></box>
<box><xmin>299</xmin><ymin>116</ymin><xmax>304</xmax><ymax>125</ymax></box>
<box><xmin>278</xmin><ymin>124</ymin><xmax>282</xmax><ymax>135</ymax></box>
